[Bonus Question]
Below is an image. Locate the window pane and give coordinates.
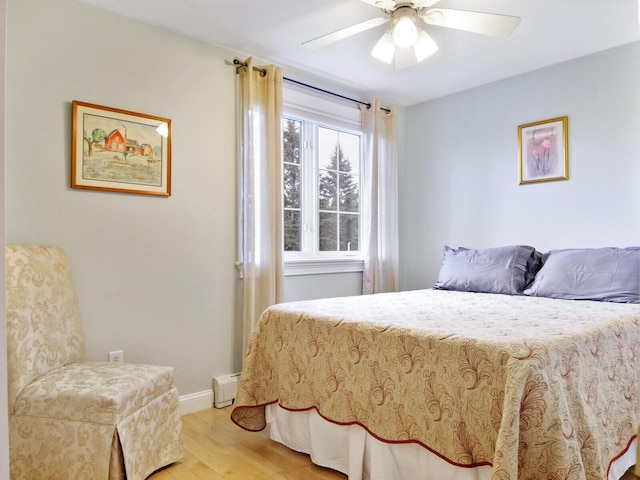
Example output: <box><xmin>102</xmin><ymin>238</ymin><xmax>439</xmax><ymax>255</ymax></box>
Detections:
<box><xmin>282</xmin><ymin>111</ymin><xmax>362</xmax><ymax>258</ymax></box>
<box><xmin>283</xmin><ymin>118</ymin><xmax>301</xmax><ymax>164</ymax></box>
<box><xmin>283</xmin><ymin>117</ymin><xmax>301</xmax><ymax>252</ymax></box>
<box><xmin>338</xmin><ymin>132</ymin><xmax>360</xmax><ymax>176</ymax></box>
<box><xmin>283</xmin><ymin>163</ymin><xmax>300</xmax><ymax>208</ymax></box>
<box><xmin>339</xmin><ymin>214</ymin><xmax>359</xmax><ymax>251</ymax></box>
<box><xmin>318</xmin><ymin>127</ymin><xmax>339</xmax><ymax>171</ymax></box>
<box><xmin>318</xmin><ymin>212</ymin><xmax>337</xmax><ymax>251</ymax></box>
<box><xmin>339</xmin><ymin>172</ymin><xmax>359</xmax><ymax>213</ymax></box>
<box><xmin>318</xmin><ymin>170</ymin><xmax>337</xmax><ymax>211</ymax></box>
<box><xmin>284</xmin><ymin>210</ymin><xmax>300</xmax><ymax>251</ymax></box>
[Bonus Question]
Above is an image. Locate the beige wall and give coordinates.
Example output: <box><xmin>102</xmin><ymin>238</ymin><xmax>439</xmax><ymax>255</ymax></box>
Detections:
<box><xmin>6</xmin><ymin>0</ymin><xmax>242</xmax><ymax>396</ymax></box>
<box><xmin>1</xmin><ymin>0</ymin><xmax>9</xmax><ymax>474</ymax></box>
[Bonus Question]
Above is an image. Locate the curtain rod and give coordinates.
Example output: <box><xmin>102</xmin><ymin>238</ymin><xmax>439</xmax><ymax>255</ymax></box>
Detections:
<box><xmin>232</xmin><ymin>59</ymin><xmax>390</xmax><ymax>113</ymax></box>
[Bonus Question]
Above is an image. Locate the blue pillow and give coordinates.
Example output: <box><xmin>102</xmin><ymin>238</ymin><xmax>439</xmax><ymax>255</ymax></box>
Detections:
<box><xmin>523</xmin><ymin>247</ymin><xmax>640</xmax><ymax>303</ymax></box>
<box><xmin>434</xmin><ymin>245</ymin><xmax>539</xmax><ymax>295</ymax></box>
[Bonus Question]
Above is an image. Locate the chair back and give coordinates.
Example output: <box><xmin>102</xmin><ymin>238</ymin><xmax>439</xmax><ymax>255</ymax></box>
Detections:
<box><xmin>6</xmin><ymin>245</ymin><xmax>86</xmax><ymax>411</ymax></box>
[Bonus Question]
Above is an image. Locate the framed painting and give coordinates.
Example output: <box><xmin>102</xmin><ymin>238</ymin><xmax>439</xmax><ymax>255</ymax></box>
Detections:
<box><xmin>72</xmin><ymin>100</ymin><xmax>171</xmax><ymax>196</ymax></box>
<box><xmin>518</xmin><ymin>116</ymin><xmax>568</xmax><ymax>185</ymax></box>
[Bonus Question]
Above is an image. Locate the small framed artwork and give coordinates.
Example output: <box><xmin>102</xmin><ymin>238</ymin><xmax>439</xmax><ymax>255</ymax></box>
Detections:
<box><xmin>72</xmin><ymin>100</ymin><xmax>171</xmax><ymax>196</ymax></box>
<box><xmin>518</xmin><ymin>116</ymin><xmax>568</xmax><ymax>185</ymax></box>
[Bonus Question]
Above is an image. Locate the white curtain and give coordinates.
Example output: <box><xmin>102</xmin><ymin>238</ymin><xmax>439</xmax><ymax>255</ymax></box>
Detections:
<box><xmin>237</xmin><ymin>58</ymin><xmax>284</xmax><ymax>355</ymax></box>
<box><xmin>360</xmin><ymin>99</ymin><xmax>399</xmax><ymax>294</ymax></box>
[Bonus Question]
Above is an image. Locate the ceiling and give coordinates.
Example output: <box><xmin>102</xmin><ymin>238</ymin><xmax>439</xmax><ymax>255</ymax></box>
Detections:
<box><xmin>78</xmin><ymin>0</ymin><xmax>640</xmax><ymax>107</ymax></box>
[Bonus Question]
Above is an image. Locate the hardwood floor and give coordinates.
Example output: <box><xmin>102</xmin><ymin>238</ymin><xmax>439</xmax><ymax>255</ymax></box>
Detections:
<box><xmin>150</xmin><ymin>407</ymin><xmax>637</xmax><ymax>479</ymax></box>
<box><xmin>148</xmin><ymin>406</ymin><xmax>346</xmax><ymax>480</ymax></box>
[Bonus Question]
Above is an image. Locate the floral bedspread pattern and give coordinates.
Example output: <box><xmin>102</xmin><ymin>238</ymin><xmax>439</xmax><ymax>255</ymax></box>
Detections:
<box><xmin>232</xmin><ymin>289</ymin><xmax>640</xmax><ymax>480</ymax></box>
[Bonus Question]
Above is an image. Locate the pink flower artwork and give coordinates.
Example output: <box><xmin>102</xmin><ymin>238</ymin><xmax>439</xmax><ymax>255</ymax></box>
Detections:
<box><xmin>527</xmin><ymin>131</ymin><xmax>557</xmax><ymax>177</ymax></box>
<box><xmin>519</xmin><ymin>117</ymin><xmax>567</xmax><ymax>185</ymax></box>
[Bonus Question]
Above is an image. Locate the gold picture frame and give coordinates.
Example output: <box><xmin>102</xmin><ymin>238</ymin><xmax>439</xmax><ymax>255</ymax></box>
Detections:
<box><xmin>72</xmin><ymin>100</ymin><xmax>171</xmax><ymax>196</ymax></box>
<box><xmin>518</xmin><ymin>116</ymin><xmax>568</xmax><ymax>185</ymax></box>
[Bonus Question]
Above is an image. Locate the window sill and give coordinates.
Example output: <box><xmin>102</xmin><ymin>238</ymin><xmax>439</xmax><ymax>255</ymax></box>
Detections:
<box><xmin>285</xmin><ymin>257</ymin><xmax>364</xmax><ymax>276</ymax></box>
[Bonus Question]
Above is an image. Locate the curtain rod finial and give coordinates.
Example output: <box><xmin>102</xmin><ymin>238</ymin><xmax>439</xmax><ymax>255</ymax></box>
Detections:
<box><xmin>231</xmin><ymin>58</ymin><xmax>248</xmax><ymax>73</ymax></box>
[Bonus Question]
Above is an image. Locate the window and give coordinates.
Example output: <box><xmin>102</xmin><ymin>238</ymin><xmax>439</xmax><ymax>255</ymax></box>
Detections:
<box><xmin>318</xmin><ymin>127</ymin><xmax>360</xmax><ymax>253</ymax></box>
<box><xmin>283</xmin><ymin>118</ymin><xmax>302</xmax><ymax>251</ymax></box>
<box><xmin>282</xmin><ymin>88</ymin><xmax>364</xmax><ymax>274</ymax></box>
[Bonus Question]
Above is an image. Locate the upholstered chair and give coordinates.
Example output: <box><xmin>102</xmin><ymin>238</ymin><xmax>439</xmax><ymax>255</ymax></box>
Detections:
<box><xmin>6</xmin><ymin>245</ymin><xmax>183</xmax><ymax>480</ymax></box>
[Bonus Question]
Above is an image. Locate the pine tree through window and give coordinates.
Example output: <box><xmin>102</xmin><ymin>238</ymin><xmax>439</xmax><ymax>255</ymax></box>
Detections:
<box><xmin>283</xmin><ymin>116</ymin><xmax>361</xmax><ymax>257</ymax></box>
<box><xmin>283</xmin><ymin>118</ymin><xmax>302</xmax><ymax>251</ymax></box>
<box><xmin>318</xmin><ymin>127</ymin><xmax>359</xmax><ymax>252</ymax></box>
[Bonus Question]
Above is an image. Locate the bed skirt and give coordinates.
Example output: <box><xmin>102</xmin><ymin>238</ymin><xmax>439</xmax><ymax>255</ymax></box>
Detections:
<box><xmin>265</xmin><ymin>404</ymin><xmax>637</xmax><ymax>480</ymax></box>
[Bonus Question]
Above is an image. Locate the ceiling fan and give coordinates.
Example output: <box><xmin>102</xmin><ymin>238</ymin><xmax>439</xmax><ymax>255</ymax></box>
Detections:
<box><xmin>302</xmin><ymin>0</ymin><xmax>521</xmax><ymax>70</ymax></box>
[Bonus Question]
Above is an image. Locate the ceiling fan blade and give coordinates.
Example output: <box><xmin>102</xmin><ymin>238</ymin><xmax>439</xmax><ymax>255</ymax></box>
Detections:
<box><xmin>358</xmin><ymin>0</ymin><xmax>396</xmax><ymax>10</ymax></box>
<box><xmin>421</xmin><ymin>8</ymin><xmax>521</xmax><ymax>37</ymax></box>
<box><xmin>358</xmin><ymin>0</ymin><xmax>440</xmax><ymax>9</ymax></box>
<box><xmin>412</xmin><ymin>0</ymin><xmax>441</xmax><ymax>8</ymax></box>
<box><xmin>302</xmin><ymin>17</ymin><xmax>389</xmax><ymax>49</ymax></box>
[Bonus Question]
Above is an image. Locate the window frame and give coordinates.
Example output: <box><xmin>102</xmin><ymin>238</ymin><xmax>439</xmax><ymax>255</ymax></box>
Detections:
<box><xmin>283</xmin><ymin>87</ymin><xmax>365</xmax><ymax>276</ymax></box>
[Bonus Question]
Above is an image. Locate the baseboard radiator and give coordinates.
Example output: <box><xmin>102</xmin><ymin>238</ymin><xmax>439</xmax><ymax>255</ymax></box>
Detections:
<box><xmin>212</xmin><ymin>373</ymin><xmax>241</xmax><ymax>408</ymax></box>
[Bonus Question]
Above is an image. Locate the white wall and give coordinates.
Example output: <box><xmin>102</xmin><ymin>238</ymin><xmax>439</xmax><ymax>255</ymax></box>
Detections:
<box><xmin>400</xmin><ymin>41</ymin><xmax>640</xmax><ymax>291</ymax></box>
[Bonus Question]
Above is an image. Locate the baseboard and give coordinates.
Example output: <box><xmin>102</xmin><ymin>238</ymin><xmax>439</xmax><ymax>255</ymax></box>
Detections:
<box><xmin>179</xmin><ymin>389</ymin><xmax>213</xmax><ymax>415</ymax></box>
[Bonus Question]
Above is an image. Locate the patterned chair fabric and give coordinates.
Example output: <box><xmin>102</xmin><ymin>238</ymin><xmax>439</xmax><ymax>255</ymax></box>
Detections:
<box><xmin>6</xmin><ymin>245</ymin><xmax>184</xmax><ymax>480</ymax></box>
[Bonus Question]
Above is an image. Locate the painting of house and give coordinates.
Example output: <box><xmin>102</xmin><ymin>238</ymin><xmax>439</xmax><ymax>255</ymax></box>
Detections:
<box><xmin>104</xmin><ymin>129</ymin><xmax>125</xmax><ymax>153</ymax></box>
<box><xmin>124</xmin><ymin>138</ymin><xmax>153</xmax><ymax>157</ymax></box>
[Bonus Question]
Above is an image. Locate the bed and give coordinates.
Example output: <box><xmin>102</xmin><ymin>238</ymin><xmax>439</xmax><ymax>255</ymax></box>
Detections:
<box><xmin>231</xmin><ymin>246</ymin><xmax>640</xmax><ymax>480</ymax></box>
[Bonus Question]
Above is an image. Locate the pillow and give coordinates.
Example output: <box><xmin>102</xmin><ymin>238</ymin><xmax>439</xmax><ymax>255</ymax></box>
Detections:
<box><xmin>523</xmin><ymin>247</ymin><xmax>640</xmax><ymax>303</ymax></box>
<box><xmin>434</xmin><ymin>245</ymin><xmax>539</xmax><ymax>295</ymax></box>
<box><xmin>525</xmin><ymin>249</ymin><xmax>544</xmax><ymax>288</ymax></box>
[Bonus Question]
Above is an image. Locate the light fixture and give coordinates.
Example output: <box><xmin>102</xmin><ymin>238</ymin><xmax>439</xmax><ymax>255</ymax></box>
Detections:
<box><xmin>414</xmin><ymin>30</ymin><xmax>438</xmax><ymax>61</ymax></box>
<box><xmin>393</xmin><ymin>16</ymin><xmax>417</xmax><ymax>48</ymax></box>
<box><xmin>370</xmin><ymin>7</ymin><xmax>438</xmax><ymax>69</ymax></box>
<box><xmin>371</xmin><ymin>32</ymin><xmax>395</xmax><ymax>64</ymax></box>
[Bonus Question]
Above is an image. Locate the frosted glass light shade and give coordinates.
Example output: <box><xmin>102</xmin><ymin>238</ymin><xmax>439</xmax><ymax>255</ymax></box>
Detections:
<box><xmin>393</xmin><ymin>16</ymin><xmax>417</xmax><ymax>48</ymax></box>
<box><xmin>414</xmin><ymin>31</ymin><xmax>438</xmax><ymax>61</ymax></box>
<box><xmin>371</xmin><ymin>32</ymin><xmax>395</xmax><ymax>63</ymax></box>
<box><xmin>371</xmin><ymin>19</ymin><xmax>438</xmax><ymax>67</ymax></box>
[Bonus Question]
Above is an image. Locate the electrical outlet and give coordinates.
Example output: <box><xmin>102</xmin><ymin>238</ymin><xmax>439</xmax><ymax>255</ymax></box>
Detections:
<box><xmin>108</xmin><ymin>350</ymin><xmax>124</xmax><ymax>363</ymax></box>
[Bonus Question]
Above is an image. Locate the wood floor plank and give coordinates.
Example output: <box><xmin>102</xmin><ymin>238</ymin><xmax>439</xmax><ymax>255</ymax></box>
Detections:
<box><xmin>158</xmin><ymin>463</ymin><xmax>205</xmax><ymax>480</ymax></box>
<box><xmin>149</xmin><ymin>406</ymin><xmax>345</xmax><ymax>480</ymax></box>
